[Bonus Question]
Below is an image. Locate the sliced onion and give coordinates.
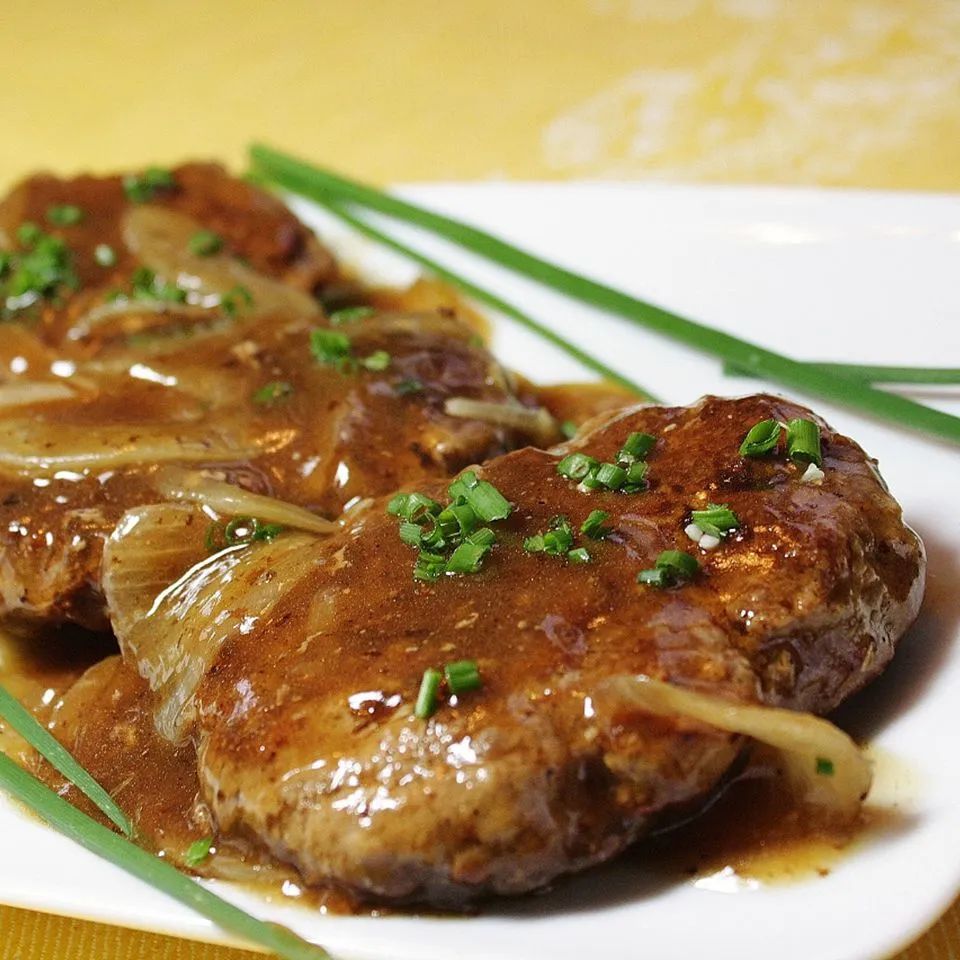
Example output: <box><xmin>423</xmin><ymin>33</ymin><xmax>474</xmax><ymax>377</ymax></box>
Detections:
<box><xmin>68</xmin><ymin>297</ymin><xmax>216</xmax><ymax>341</ymax></box>
<box><xmin>0</xmin><ymin>381</ymin><xmax>79</xmax><ymax>410</ymax></box>
<box><xmin>600</xmin><ymin>675</ymin><xmax>872</xmax><ymax>817</ymax></box>
<box><xmin>444</xmin><ymin>397</ymin><xmax>559</xmax><ymax>444</ymax></box>
<box><xmin>152</xmin><ymin>466</ymin><xmax>338</xmax><ymax>534</ymax></box>
<box><xmin>0</xmin><ymin>420</ymin><xmax>267</xmax><ymax>478</ymax></box>
<box><xmin>104</xmin><ymin>503</ymin><xmax>321</xmax><ymax>742</ymax></box>
<box><xmin>123</xmin><ymin>206</ymin><xmax>319</xmax><ymax>320</ymax></box>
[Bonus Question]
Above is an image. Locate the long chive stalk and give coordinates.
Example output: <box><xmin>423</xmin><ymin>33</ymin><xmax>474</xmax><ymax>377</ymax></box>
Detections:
<box><xmin>723</xmin><ymin>361</ymin><xmax>960</xmax><ymax>385</ymax></box>
<box><xmin>315</xmin><ymin>200</ymin><xmax>657</xmax><ymax>402</ymax></box>
<box><xmin>0</xmin><ymin>753</ymin><xmax>331</xmax><ymax>960</ymax></box>
<box><xmin>250</xmin><ymin>144</ymin><xmax>960</xmax><ymax>447</ymax></box>
<box><xmin>0</xmin><ymin>684</ymin><xmax>132</xmax><ymax>837</ymax></box>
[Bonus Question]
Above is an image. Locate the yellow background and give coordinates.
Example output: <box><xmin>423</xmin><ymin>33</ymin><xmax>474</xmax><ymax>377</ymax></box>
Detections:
<box><xmin>1</xmin><ymin>0</ymin><xmax>959</xmax><ymax>957</ymax></box>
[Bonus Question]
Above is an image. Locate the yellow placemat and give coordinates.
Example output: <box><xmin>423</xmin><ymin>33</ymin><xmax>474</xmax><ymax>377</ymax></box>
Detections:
<box><xmin>1</xmin><ymin>0</ymin><xmax>958</xmax><ymax>957</ymax></box>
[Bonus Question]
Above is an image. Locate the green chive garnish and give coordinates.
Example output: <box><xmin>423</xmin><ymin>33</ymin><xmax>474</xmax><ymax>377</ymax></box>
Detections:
<box><xmin>310</xmin><ymin>328</ymin><xmax>352</xmax><ymax>365</ymax></box>
<box><xmin>815</xmin><ymin>757</ymin><xmax>835</xmax><ymax>776</ymax></box>
<box><xmin>123</xmin><ymin>167</ymin><xmax>175</xmax><ymax>203</ymax></box>
<box><xmin>444</xmin><ymin>659</ymin><xmax>482</xmax><ymax>695</ymax></box>
<box><xmin>690</xmin><ymin>503</ymin><xmax>740</xmax><ymax>539</ymax></box>
<box><xmin>445</xmin><ymin>541</ymin><xmax>490</xmax><ymax>574</ymax></box>
<box><xmin>219</xmin><ymin>285</ymin><xmax>254</xmax><ymax>317</ymax></box>
<box><xmin>593</xmin><ymin>462</ymin><xmax>627</xmax><ymax>491</ymax></box>
<box><xmin>0</xmin><ymin>685</ymin><xmax>132</xmax><ymax>837</ymax></box>
<box><xmin>617</xmin><ymin>432</ymin><xmax>655</xmax><ymax>463</ymax></box>
<box><xmin>94</xmin><ymin>243</ymin><xmax>117</xmax><ymax>267</ymax></box>
<box><xmin>17</xmin><ymin>221</ymin><xmax>42</xmax><ymax>246</ymax></box>
<box><xmin>637</xmin><ymin>549</ymin><xmax>700</xmax><ymax>587</ymax></box>
<box><xmin>739</xmin><ymin>419</ymin><xmax>781</xmax><ymax>458</ymax></box>
<box><xmin>413</xmin><ymin>550</ymin><xmax>447</xmax><ymax>582</ymax></box>
<box><xmin>188</xmin><ymin>230</ymin><xmax>223</xmax><ymax>256</ymax></box>
<box><xmin>561</xmin><ymin>420</ymin><xmax>578</xmax><ymax>440</ymax></box>
<box><xmin>329</xmin><ymin>305</ymin><xmax>375</xmax><ymax>325</ymax></box>
<box><xmin>252</xmin><ymin>381</ymin><xmax>294</xmax><ymax>407</ymax></box>
<box><xmin>0</xmin><ymin>754</ymin><xmax>330</xmax><ymax>959</ymax></box>
<box><xmin>557</xmin><ymin>452</ymin><xmax>598</xmax><ymax>481</ymax></box>
<box><xmin>46</xmin><ymin>204</ymin><xmax>84</xmax><ymax>226</ymax></box>
<box><xmin>786</xmin><ymin>418</ymin><xmax>823</xmax><ymax>467</ymax></box>
<box><xmin>580</xmin><ymin>509</ymin><xmax>612</xmax><ymax>539</ymax></box>
<box><xmin>567</xmin><ymin>546</ymin><xmax>591</xmax><ymax>564</ymax></box>
<box><xmin>414</xmin><ymin>668</ymin><xmax>442</xmax><ymax>718</ymax></box>
<box><xmin>360</xmin><ymin>349</ymin><xmax>391</xmax><ymax>371</ymax></box>
<box><xmin>448</xmin><ymin>470</ymin><xmax>511</xmax><ymax>523</ymax></box>
<box><xmin>183</xmin><ymin>835</ymin><xmax>213</xmax><ymax>868</ymax></box>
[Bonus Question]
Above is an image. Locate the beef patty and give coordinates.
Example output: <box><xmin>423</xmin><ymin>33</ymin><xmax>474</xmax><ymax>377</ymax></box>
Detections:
<box><xmin>105</xmin><ymin>394</ymin><xmax>923</xmax><ymax>905</ymax></box>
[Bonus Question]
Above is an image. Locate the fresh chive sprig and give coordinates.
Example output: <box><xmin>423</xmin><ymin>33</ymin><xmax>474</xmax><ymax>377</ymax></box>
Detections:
<box><xmin>0</xmin><ymin>684</ymin><xmax>132</xmax><ymax>837</ymax></box>
<box><xmin>249</xmin><ymin>144</ymin><xmax>960</xmax><ymax>447</ymax></box>
<box><xmin>724</xmin><ymin>361</ymin><xmax>960</xmax><ymax>386</ymax></box>
<box><xmin>0</xmin><ymin>752</ymin><xmax>331</xmax><ymax>960</ymax></box>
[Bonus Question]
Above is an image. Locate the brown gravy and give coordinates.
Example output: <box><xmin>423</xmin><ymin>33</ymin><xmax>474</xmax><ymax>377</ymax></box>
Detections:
<box><xmin>0</xmin><ymin>625</ymin><xmax>906</xmax><ymax>916</ymax></box>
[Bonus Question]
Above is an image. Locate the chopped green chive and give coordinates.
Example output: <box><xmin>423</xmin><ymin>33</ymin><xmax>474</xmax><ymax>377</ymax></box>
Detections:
<box><xmin>414</xmin><ymin>668</ymin><xmax>443</xmax><ymax>718</ymax></box>
<box><xmin>93</xmin><ymin>243</ymin><xmax>117</xmax><ymax>267</ymax></box>
<box><xmin>2</xmin><ymin>226</ymin><xmax>79</xmax><ymax>318</ymax></box>
<box><xmin>393</xmin><ymin>377</ymin><xmax>423</xmax><ymax>396</ymax></box>
<box><xmin>399</xmin><ymin>521</ymin><xmax>425</xmax><ymax>547</ymax></box>
<box><xmin>46</xmin><ymin>204</ymin><xmax>84</xmax><ymax>226</ymax></box>
<box><xmin>638</xmin><ymin>549</ymin><xmax>700</xmax><ymax>587</ymax></box>
<box><xmin>561</xmin><ymin>420</ymin><xmax>578</xmax><ymax>440</ymax></box>
<box><xmin>593</xmin><ymin>462</ymin><xmax>627</xmax><ymax>491</ymax></box>
<box><xmin>360</xmin><ymin>349</ymin><xmax>391</xmax><ymax>371</ymax></box>
<box><xmin>413</xmin><ymin>550</ymin><xmax>447</xmax><ymax>582</ymax></box>
<box><xmin>184</xmin><ymin>836</ymin><xmax>213</xmax><ymax>868</ymax></box>
<box><xmin>786</xmin><ymin>418</ymin><xmax>823</xmax><ymax>467</ymax></box>
<box><xmin>329</xmin><ymin>305</ymin><xmax>375</xmax><ymax>325</ymax></box>
<box><xmin>448</xmin><ymin>470</ymin><xmax>511</xmax><ymax>523</ymax></box>
<box><xmin>567</xmin><ymin>546</ymin><xmax>591</xmax><ymax>564</ymax></box>
<box><xmin>815</xmin><ymin>756</ymin><xmax>835</xmax><ymax>776</ymax></box>
<box><xmin>224</xmin><ymin>516</ymin><xmax>257</xmax><ymax>545</ymax></box>
<box><xmin>16</xmin><ymin>221</ymin><xmax>42</xmax><ymax>246</ymax></box>
<box><xmin>188</xmin><ymin>230</ymin><xmax>223</xmax><ymax>257</ymax></box>
<box><xmin>690</xmin><ymin>503</ymin><xmax>740</xmax><ymax>540</ymax></box>
<box><xmin>467</xmin><ymin>527</ymin><xmax>496</xmax><ymax>548</ymax></box>
<box><xmin>252</xmin><ymin>380</ymin><xmax>294</xmax><ymax>407</ymax></box>
<box><xmin>557</xmin><ymin>452</ymin><xmax>599</xmax><ymax>481</ymax></box>
<box><xmin>388</xmin><ymin>491</ymin><xmax>442</xmax><ymax>522</ymax></box>
<box><xmin>580</xmin><ymin>509</ymin><xmax>612</xmax><ymax>539</ymax></box>
<box><xmin>130</xmin><ymin>266</ymin><xmax>187</xmax><ymax>304</ymax></box>
<box><xmin>444</xmin><ymin>659</ymin><xmax>482</xmax><ymax>695</ymax></box>
<box><xmin>219</xmin><ymin>517</ymin><xmax>283</xmax><ymax>547</ymax></box>
<box><xmin>617</xmin><ymin>432</ymin><xmax>655</xmax><ymax>463</ymax></box>
<box><xmin>123</xmin><ymin>166</ymin><xmax>175</xmax><ymax>203</ymax></box>
<box><xmin>739</xmin><ymin>418</ymin><xmax>781</xmax><ymax>458</ymax></box>
<box><xmin>621</xmin><ymin>460</ymin><xmax>649</xmax><ymax>493</ymax></box>
<box><xmin>310</xmin><ymin>328</ymin><xmax>352</xmax><ymax>365</ymax></box>
<box><xmin>219</xmin><ymin>285</ymin><xmax>254</xmax><ymax>317</ymax></box>
<box><xmin>446</xmin><ymin>541</ymin><xmax>491</xmax><ymax>574</ymax></box>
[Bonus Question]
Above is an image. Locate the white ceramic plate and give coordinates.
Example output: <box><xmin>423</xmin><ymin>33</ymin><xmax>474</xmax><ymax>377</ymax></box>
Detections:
<box><xmin>3</xmin><ymin>184</ymin><xmax>959</xmax><ymax>960</ymax></box>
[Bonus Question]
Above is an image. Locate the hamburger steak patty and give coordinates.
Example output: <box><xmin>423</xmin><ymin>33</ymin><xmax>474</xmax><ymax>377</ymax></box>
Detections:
<box><xmin>107</xmin><ymin>394</ymin><xmax>924</xmax><ymax>905</ymax></box>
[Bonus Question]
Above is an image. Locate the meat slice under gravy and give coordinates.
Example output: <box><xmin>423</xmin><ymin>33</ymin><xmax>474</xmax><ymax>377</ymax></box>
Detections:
<box><xmin>96</xmin><ymin>394</ymin><xmax>923</xmax><ymax>905</ymax></box>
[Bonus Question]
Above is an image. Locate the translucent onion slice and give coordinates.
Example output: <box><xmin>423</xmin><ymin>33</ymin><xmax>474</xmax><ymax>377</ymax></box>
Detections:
<box><xmin>601</xmin><ymin>675</ymin><xmax>872</xmax><ymax>817</ymax></box>
<box><xmin>0</xmin><ymin>381</ymin><xmax>78</xmax><ymax>410</ymax></box>
<box><xmin>0</xmin><ymin>420</ymin><xmax>267</xmax><ymax>478</ymax></box>
<box><xmin>104</xmin><ymin>503</ymin><xmax>321</xmax><ymax>742</ymax></box>
<box><xmin>123</xmin><ymin>206</ymin><xmax>319</xmax><ymax>319</ymax></box>
<box><xmin>444</xmin><ymin>397</ymin><xmax>559</xmax><ymax>444</ymax></box>
<box><xmin>68</xmin><ymin>297</ymin><xmax>215</xmax><ymax>341</ymax></box>
<box><xmin>152</xmin><ymin>466</ymin><xmax>338</xmax><ymax>534</ymax></box>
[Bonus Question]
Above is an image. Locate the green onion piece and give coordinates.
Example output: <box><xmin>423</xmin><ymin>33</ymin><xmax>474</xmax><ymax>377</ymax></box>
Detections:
<box><xmin>413</xmin><ymin>550</ymin><xmax>446</xmax><ymax>582</ymax></box>
<box><xmin>0</xmin><ymin>251</ymin><xmax>10</xmax><ymax>277</ymax></box>
<box><xmin>388</xmin><ymin>491</ymin><xmax>441</xmax><ymax>522</ymax></box>
<box><xmin>123</xmin><ymin>167</ymin><xmax>175</xmax><ymax>203</ymax></box>
<box><xmin>251</xmin><ymin>522</ymin><xmax>284</xmax><ymax>542</ymax></box>
<box><xmin>786</xmin><ymin>418</ymin><xmax>823</xmax><ymax>467</ymax></box>
<box><xmin>567</xmin><ymin>546</ymin><xmax>591</xmax><ymax>564</ymax></box>
<box><xmin>188</xmin><ymin>230</ymin><xmax>223</xmax><ymax>257</ymax></box>
<box><xmin>523</xmin><ymin>534</ymin><xmax>545</xmax><ymax>553</ymax></box>
<box><xmin>184</xmin><ymin>836</ymin><xmax>213</xmax><ymax>868</ymax></box>
<box><xmin>393</xmin><ymin>377</ymin><xmax>423</xmax><ymax>396</ymax></box>
<box><xmin>399</xmin><ymin>521</ymin><xmax>424</xmax><ymax>547</ymax></box>
<box><xmin>542</xmin><ymin>516</ymin><xmax>574</xmax><ymax>555</ymax></box>
<box><xmin>220</xmin><ymin>284</ymin><xmax>254</xmax><ymax>317</ymax></box>
<box><xmin>310</xmin><ymin>328</ymin><xmax>352</xmax><ymax>365</ymax></box>
<box><xmin>329</xmin><ymin>305</ymin><xmax>375</xmax><ymax>325</ymax></box>
<box><xmin>466</xmin><ymin>527</ymin><xmax>496</xmax><ymax>548</ymax></box>
<box><xmin>557</xmin><ymin>452</ymin><xmax>598</xmax><ymax>481</ymax></box>
<box><xmin>438</xmin><ymin>502</ymin><xmax>479</xmax><ymax>538</ymax></box>
<box><xmin>360</xmin><ymin>349</ymin><xmax>391</xmax><ymax>371</ymax></box>
<box><xmin>0</xmin><ymin>685</ymin><xmax>132</xmax><ymax>837</ymax></box>
<box><xmin>581</xmin><ymin>509</ymin><xmax>612</xmax><ymax>539</ymax></box>
<box><xmin>93</xmin><ymin>243</ymin><xmax>117</xmax><ymax>267</ymax></box>
<box><xmin>561</xmin><ymin>420</ymin><xmax>578</xmax><ymax>440</ymax></box>
<box><xmin>724</xmin><ymin>360</ymin><xmax>960</xmax><ymax>386</ymax></box>
<box><xmin>690</xmin><ymin>503</ymin><xmax>740</xmax><ymax>539</ymax></box>
<box><xmin>621</xmin><ymin>460</ymin><xmax>649</xmax><ymax>493</ymax></box>
<box><xmin>445</xmin><ymin>541</ymin><xmax>490</xmax><ymax>574</ymax></box>
<box><xmin>594</xmin><ymin>462</ymin><xmax>627</xmax><ymax>491</ymax></box>
<box><xmin>46</xmin><ymin>204</ymin><xmax>84</xmax><ymax>226</ymax></box>
<box><xmin>204</xmin><ymin>522</ymin><xmax>225</xmax><ymax>552</ymax></box>
<box><xmin>444</xmin><ymin>659</ymin><xmax>482</xmax><ymax>694</ymax></box>
<box><xmin>249</xmin><ymin>145</ymin><xmax>960</xmax><ymax>447</ymax></box>
<box><xmin>0</xmin><ymin>754</ymin><xmax>330</xmax><ymax>959</ymax></box>
<box><xmin>252</xmin><ymin>381</ymin><xmax>294</xmax><ymax>407</ymax></box>
<box><xmin>447</xmin><ymin>469</ymin><xmax>479</xmax><ymax>500</ymax></box>
<box><xmin>617</xmin><ymin>432</ymin><xmax>655</xmax><ymax>463</ymax></box>
<box><xmin>815</xmin><ymin>756</ymin><xmax>835</xmax><ymax>776</ymax></box>
<box><xmin>449</xmin><ymin>471</ymin><xmax>511</xmax><ymax>522</ymax></box>
<box><xmin>739</xmin><ymin>419</ymin><xmax>782</xmax><ymax>458</ymax></box>
<box><xmin>224</xmin><ymin>516</ymin><xmax>256</xmax><ymax>545</ymax></box>
<box><xmin>17</xmin><ymin>221</ymin><xmax>42</xmax><ymax>246</ymax></box>
<box><xmin>414</xmin><ymin>668</ymin><xmax>442</xmax><ymax>718</ymax></box>
<box><xmin>638</xmin><ymin>549</ymin><xmax>700</xmax><ymax>587</ymax></box>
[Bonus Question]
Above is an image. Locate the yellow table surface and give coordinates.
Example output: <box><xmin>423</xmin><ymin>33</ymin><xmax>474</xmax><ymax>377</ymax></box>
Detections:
<box><xmin>1</xmin><ymin>1</ymin><xmax>958</xmax><ymax>957</ymax></box>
